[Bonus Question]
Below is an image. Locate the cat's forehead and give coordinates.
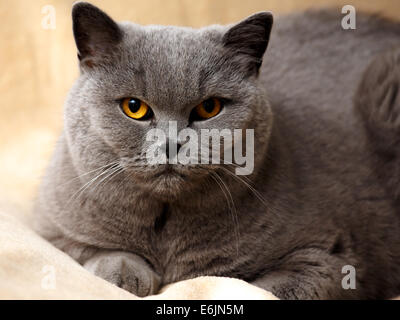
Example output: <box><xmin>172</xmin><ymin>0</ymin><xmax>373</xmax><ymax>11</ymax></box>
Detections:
<box><xmin>116</xmin><ymin>23</ymin><xmax>229</xmax><ymax>108</ymax></box>
<box><xmin>122</xmin><ymin>23</ymin><xmax>223</xmax><ymax>43</ymax></box>
<box><xmin>122</xmin><ymin>23</ymin><xmax>224</xmax><ymax>64</ymax></box>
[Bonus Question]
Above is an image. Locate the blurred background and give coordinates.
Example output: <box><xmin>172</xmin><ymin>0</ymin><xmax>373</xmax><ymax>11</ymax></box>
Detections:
<box><xmin>1</xmin><ymin>0</ymin><xmax>400</xmax><ymax>215</ymax></box>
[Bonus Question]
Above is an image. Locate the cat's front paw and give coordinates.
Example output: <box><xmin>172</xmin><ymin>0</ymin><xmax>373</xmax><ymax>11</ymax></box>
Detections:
<box><xmin>84</xmin><ymin>251</ymin><xmax>161</xmax><ymax>297</ymax></box>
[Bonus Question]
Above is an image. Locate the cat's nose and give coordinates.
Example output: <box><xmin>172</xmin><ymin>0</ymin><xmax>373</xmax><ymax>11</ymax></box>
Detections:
<box><xmin>163</xmin><ymin>140</ymin><xmax>182</xmax><ymax>160</ymax></box>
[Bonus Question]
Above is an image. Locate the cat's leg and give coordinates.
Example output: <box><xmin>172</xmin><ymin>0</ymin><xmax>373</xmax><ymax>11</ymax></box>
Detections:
<box><xmin>251</xmin><ymin>249</ymin><xmax>360</xmax><ymax>299</ymax></box>
<box><xmin>50</xmin><ymin>237</ymin><xmax>161</xmax><ymax>297</ymax></box>
<box><xmin>354</xmin><ymin>49</ymin><xmax>400</xmax><ymax>199</ymax></box>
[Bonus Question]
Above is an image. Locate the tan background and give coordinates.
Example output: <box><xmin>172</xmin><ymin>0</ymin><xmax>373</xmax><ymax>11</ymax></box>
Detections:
<box><xmin>1</xmin><ymin>0</ymin><xmax>400</xmax><ymax>213</ymax></box>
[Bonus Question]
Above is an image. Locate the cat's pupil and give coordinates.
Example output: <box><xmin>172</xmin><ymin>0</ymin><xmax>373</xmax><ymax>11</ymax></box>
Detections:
<box><xmin>128</xmin><ymin>99</ymin><xmax>141</xmax><ymax>113</ymax></box>
<box><xmin>203</xmin><ymin>99</ymin><xmax>215</xmax><ymax>113</ymax></box>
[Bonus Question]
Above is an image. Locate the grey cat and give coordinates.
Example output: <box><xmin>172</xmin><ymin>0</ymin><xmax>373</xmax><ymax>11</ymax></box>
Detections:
<box><xmin>34</xmin><ymin>2</ymin><xmax>400</xmax><ymax>299</ymax></box>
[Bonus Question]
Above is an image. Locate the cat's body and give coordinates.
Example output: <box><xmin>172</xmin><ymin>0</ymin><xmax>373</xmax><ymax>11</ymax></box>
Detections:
<box><xmin>34</xmin><ymin>4</ymin><xmax>400</xmax><ymax>299</ymax></box>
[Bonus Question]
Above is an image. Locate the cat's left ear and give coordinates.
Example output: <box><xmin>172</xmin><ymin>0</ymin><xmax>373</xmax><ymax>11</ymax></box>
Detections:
<box><xmin>223</xmin><ymin>12</ymin><xmax>273</xmax><ymax>76</ymax></box>
<box><xmin>72</xmin><ymin>2</ymin><xmax>123</xmax><ymax>70</ymax></box>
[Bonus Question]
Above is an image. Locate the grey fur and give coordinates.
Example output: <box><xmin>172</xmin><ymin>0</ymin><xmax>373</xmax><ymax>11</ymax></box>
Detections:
<box><xmin>34</xmin><ymin>3</ymin><xmax>400</xmax><ymax>299</ymax></box>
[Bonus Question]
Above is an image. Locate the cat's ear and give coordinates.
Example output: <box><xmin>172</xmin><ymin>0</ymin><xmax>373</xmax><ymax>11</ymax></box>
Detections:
<box><xmin>72</xmin><ymin>2</ymin><xmax>123</xmax><ymax>69</ymax></box>
<box><xmin>223</xmin><ymin>12</ymin><xmax>273</xmax><ymax>76</ymax></box>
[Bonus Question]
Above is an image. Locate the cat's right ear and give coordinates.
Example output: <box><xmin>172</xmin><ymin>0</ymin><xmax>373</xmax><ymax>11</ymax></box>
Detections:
<box><xmin>72</xmin><ymin>2</ymin><xmax>123</xmax><ymax>70</ymax></box>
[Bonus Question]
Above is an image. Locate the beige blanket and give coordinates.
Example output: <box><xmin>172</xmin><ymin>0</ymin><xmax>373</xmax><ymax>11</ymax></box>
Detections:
<box><xmin>0</xmin><ymin>208</ymin><xmax>276</xmax><ymax>300</ymax></box>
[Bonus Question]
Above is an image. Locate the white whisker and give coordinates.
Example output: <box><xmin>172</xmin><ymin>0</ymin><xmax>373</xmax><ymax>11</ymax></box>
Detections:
<box><xmin>210</xmin><ymin>171</ymin><xmax>240</xmax><ymax>256</ymax></box>
<box><xmin>59</xmin><ymin>161</ymin><xmax>120</xmax><ymax>187</ymax></box>
<box><xmin>62</xmin><ymin>163</ymin><xmax>120</xmax><ymax>211</ymax></box>
<box><xmin>220</xmin><ymin>166</ymin><xmax>269</xmax><ymax>208</ymax></box>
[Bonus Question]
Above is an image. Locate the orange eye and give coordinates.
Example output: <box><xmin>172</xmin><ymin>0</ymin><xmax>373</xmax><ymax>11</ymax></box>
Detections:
<box><xmin>194</xmin><ymin>98</ymin><xmax>222</xmax><ymax>120</ymax></box>
<box><xmin>121</xmin><ymin>98</ymin><xmax>152</xmax><ymax>120</ymax></box>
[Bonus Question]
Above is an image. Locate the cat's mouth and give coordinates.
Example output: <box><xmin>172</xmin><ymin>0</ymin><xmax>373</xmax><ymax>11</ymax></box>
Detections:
<box><xmin>151</xmin><ymin>164</ymin><xmax>186</xmax><ymax>179</ymax></box>
<box><xmin>122</xmin><ymin>162</ymin><xmax>213</xmax><ymax>199</ymax></box>
<box><xmin>139</xmin><ymin>165</ymin><xmax>193</xmax><ymax>200</ymax></box>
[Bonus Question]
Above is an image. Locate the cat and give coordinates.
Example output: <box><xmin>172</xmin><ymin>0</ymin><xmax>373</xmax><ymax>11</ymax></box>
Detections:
<box><xmin>34</xmin><ymin>2</ymin><xmax>400</xmax><ymax>299</ymax></box>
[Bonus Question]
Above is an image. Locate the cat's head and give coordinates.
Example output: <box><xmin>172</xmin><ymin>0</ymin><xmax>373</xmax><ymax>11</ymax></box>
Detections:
<box><xmin>65</xmin><ymin>2</ymin><xmax>274</xmax><ymax>200</ymax></box>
